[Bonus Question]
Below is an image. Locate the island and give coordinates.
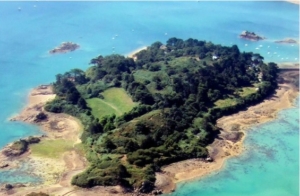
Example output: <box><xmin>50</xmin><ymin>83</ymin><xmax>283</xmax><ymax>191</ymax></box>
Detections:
<box><xmin>49</xmin><ymin>42</ymin><xmax>80</xmax><ymax>54</ymax></box>
<box><xmin>240</xmin><ymin>31</ymin><xmax>265</xmax><ymax>41</ymax></box>
<box><xmin>45</xmin><ymin>38</ymin><xmax>280</xmax><ymax>193</ymax></box>
<box><xmin>1</xmin><ymin>37</ymin><xmax>298</xmax><ymax>196</ymax></box>
<box><xmin>274</xmin><ymin>38</ymin><xmax>298</xmax><ymax>44</ymax></box>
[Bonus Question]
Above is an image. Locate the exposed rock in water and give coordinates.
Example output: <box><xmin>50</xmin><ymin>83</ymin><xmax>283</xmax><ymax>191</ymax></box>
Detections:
<box><xmin>274</xmin><ymin>38</ymin><xmax>298</xmax><ymax>44</ymax></box>
<box><xmin>49</xmin><ymin>42</ymin><xmax>80</xmax><ymax>54</ymax></box>
<box><xmin>240</xmin><ymin>31</ymin><xmax>265</xmax><ymax>41</ymax></box>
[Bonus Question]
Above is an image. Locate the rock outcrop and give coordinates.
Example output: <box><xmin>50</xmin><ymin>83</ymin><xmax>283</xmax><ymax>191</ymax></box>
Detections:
<box><xmin>49</xmin><ymin>42</ymin><xmax>79</xmax><ymax>54</ymax></box>
<box><xmin>275</xmin><ymin>38</ymin><xmax>298</xmax><ymax>44</ymax></box>
<box><xmin>240</xmin><ymin>31</ymin><xmax>265</xmax><ymax>41</ymax></box>
<box><xmin>1</xmin><ymin>136</ymin><xmax>42</xmax><ymax>158</ymax></box>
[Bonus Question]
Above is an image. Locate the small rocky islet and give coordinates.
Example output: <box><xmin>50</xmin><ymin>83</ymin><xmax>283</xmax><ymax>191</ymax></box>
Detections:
<box><xmin>274</xmin><ymin>38</ymin><xmax>298</xmax><ymax>44</ymax></box>
<box><xmin>239</xmin><ymin>31</ymin><xmax>265</xmax><ymax>41</ymax></box>
<box><xmin>49</xmin><ymin>42</ymin><xmax>80</xmax><ymax>54</ymax></box>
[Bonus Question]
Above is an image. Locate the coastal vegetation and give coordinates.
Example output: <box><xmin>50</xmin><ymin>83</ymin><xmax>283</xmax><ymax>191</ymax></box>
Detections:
<box><xmin>44</xmin><ymin>37</ymin><xmax>278</xmax><ymax>192</ymax></box>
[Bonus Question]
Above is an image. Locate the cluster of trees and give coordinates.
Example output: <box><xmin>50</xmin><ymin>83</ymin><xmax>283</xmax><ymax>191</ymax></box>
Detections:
<box><xmin>45</xmin><ymin>37</ymin><xmax>278</xmax><ymax>192</ymax></box>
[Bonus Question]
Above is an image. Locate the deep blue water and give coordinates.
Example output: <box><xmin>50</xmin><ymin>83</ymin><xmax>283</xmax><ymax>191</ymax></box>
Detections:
<box><xmin>0</xmin><ymin>1</ymin><xmax>298</xmax><ymax>194</ymax></box>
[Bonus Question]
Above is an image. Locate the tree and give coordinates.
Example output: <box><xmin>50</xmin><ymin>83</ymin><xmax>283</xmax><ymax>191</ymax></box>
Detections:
<box><xmin>103</xmin><ymin>138</ymin><xmax>116</xmax><ymax>151</ymax></box>
<box><xmin>78</xmin><ymin>97</ymin><xmax>88</xmax><ymax>109</ymax></box>
<box><xmin>66</xmin><ymin>88</ymin><xmax>80</xmax><ymax>104</ymax></box>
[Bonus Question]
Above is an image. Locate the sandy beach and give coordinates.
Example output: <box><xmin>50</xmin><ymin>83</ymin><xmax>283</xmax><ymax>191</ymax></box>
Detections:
<box><xmin>0</xmin><ymin>69</ymin><xmax>298</xmax><ymax>196</ymax></box>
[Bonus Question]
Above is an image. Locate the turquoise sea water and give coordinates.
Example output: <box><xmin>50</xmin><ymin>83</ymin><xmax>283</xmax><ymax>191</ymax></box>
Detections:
<box><xmin>0</xmin><ymin>1</ymin><xmax>298</xmax><ymax>194</ymax></box>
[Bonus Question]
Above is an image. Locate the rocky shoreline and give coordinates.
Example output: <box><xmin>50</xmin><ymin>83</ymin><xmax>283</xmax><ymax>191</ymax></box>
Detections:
<box><xmin>0</xmin><ymin>85</ymin><xmax>86</xmax><ymax>196</ymax></box>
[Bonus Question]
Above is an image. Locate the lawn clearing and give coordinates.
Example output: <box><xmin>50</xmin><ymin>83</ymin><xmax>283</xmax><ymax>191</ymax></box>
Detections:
<box><xmin>86</xmin><ymin>88</ymin><xmax>138</xmax><ymax>119</ymax></box>
<box><xmin>214</xmin><ymin>98</ymin><xmax>237</xmax><ymax>108</ymax></box>
<box><xmin>133</xmin><ymin>70</ymin><xmax>157</xmax><ymax>83</ymax></box>
<box><xmin>238</xmin><ymin>87</ymin><xmax>258</xmax><ymax>97</ymax></box>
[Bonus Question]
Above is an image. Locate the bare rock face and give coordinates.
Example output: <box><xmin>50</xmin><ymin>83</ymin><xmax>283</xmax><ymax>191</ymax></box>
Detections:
<box><xmin>240</xmin><ymin>31</ymin><xmax>265</xmax><ymax>41</ymax></box>
<box><xmin>1</xmin><ymin>136</ymin><xmax>42</xmax><ymax>158</ymax></box>
<box><xmin>275</xmin><ymin>38</ymin><xmax>298</xmax><ymax>44</ymax></box>
<box><xmin>2</xmin><ymin>146</ymin><xmax>24</xmax><ymax>157</ymax></box>
<box><xmin>49</xmin><ymin>42</ymin><xmax>80</xmax><ymax>54</ymax></box>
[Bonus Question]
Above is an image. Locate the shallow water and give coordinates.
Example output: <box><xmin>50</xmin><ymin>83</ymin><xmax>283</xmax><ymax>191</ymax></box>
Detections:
<box><xmin>0</xmin><ymin>1</ymin><xmax>298</xmax><ymax>193</ymax></box>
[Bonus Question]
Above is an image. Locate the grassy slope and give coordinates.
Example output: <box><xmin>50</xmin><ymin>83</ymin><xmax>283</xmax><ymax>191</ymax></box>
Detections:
<box><xmin>214</xmin><ymin>98</ymin><xmax>237</xmax><ymax>108</ymax></box>
<box><xmin>214</xmin><ymin>87</ymin><xmax>257</xmax><ymax>108</ymax></box>
<box><xmin>86</xmin><ymin>87</ymin><xmax>138</xmax><ymax>119</ymax></box>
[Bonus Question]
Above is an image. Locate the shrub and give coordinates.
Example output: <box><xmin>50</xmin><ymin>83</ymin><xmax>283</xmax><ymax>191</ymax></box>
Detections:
<box><xmin>35</xmin><ymin>112</ymin><xmax>47</xmax><ymax>122</ymax></box>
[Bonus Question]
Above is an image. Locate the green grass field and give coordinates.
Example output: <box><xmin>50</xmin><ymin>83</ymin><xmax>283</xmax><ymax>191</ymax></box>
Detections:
<box><xmin>30</xmin><ymin>139</ymin><xmax>73</xmax><ymax>158</ymax></box>
<box><xmin>214</xmin><ymin>98</ymin><xmax>237</xmax><ymax>108</ymax></box>
<box><xmin>86</xmin><ymin>88</ymin><xmax>138</xmax><ymax>119</ymax></box>
<box><xmin>133</xmin><ymin>70</ymin><xmax>157</xmax><ymax>83</ymax></box>
<box><xmin>237</xmin><ymin>87</ymin><xmax>257</xmax><ymax>97</ymax></box>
